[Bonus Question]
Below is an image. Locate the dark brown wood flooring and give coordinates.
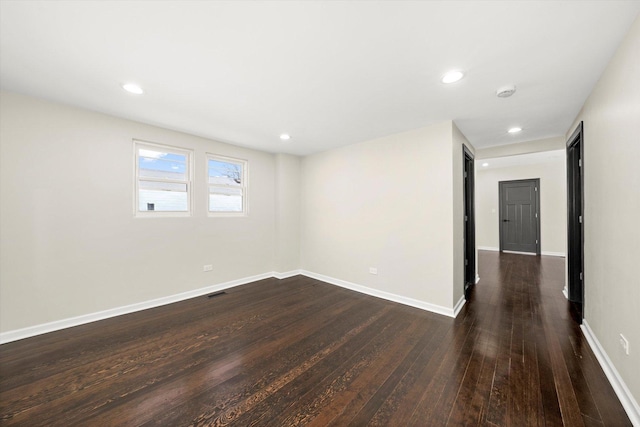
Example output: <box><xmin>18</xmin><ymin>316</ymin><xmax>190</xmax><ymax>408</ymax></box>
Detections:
<box><xmin>0</xmin><ymin>251</ymin><xmax>631</xmax><ymax>426</ymax></box>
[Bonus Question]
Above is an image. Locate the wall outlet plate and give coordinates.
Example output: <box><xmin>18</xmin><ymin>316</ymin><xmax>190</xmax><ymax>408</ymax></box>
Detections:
<box><xmin>620</xmin><ymin>334</ymin><xmax>629</xmax><ymax>355</ymax></box>
<box><xmin>203</xmin><ymin>265</ymin><xmax>213</xmax><ymax>272</ymax></box>
<box><xmin>369</xmin><ymin>267</ymin><xmax>378</xmax><ymax>275</ymax></box>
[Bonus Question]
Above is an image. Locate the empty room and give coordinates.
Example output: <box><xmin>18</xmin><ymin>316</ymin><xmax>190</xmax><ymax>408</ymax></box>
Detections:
<box><xmin>1</xmin><ymin>1</ymin><xmax>639</xmax><ymax>426</ymax></box>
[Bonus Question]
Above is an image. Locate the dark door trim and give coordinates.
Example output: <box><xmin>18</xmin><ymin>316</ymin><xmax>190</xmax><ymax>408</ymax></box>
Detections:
<box><xmin>463</xmin><ymin>145</ymin><xmax>476</xmax><ymax>300</ymax></box>
<box><xmin>567</xmin><ymin>121</ymin><xmax>584</xmax><ymax>322</ymax></box>
<box><xmin>498</xmin><ymin>178</ymin><xmax>541</xmax><ymax>255</ymax></box>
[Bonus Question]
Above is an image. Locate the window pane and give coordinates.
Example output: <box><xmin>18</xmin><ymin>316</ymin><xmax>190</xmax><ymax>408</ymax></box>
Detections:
<box><xmin>209</xmin><ymin>186</ymin><xmax>243</xmax><ymax>212</ymax></box>
<box><xmin>141</xmin><ymin>181</ymin><xmax>187</xmax><ymax>191</ymax></box>
<box><xmin>139</xmin><ymin>148</ymin><xmax>187</xmax><ymax>181</ymax></box>
<box><xmin>139</xmin><ymin>181</ymin><xmax>188</xmax><ymax>211</ymax></box>
<box><xmin>208</xmin><ymin>159</ymin><xmax>242</xmax><ymax>186</ymax></box>
<box><xmin>135</xmin><ymin>142</ymin><xmax>192</xmax><ymax>215</ymax></box>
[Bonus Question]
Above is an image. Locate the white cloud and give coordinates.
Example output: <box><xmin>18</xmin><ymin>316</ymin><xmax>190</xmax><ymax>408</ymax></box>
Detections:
<box><xmin>139</xmin><ymin>149</ymin><xmax>168</xmax><ymax>161</ymax></box>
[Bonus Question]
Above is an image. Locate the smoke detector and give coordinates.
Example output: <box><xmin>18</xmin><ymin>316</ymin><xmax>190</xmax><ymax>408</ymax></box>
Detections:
<box><xmin>496</xmin><ymin>85</ymin><xmax>516</xmax><ymax>98</ymax></box>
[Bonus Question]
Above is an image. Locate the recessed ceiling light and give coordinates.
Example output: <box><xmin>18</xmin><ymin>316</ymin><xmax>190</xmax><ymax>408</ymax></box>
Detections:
<box><xmin>482</xmin><ymin>163</ymin><xmax>489</xmax><ymax>167</ymax></box>
<box><xmin>280</xmin><ymin>134</ymin><xmax>291</xmax><ymax>141</ymax></box>
<box><xmin>122</xmin><ymin>83</ymin><xmax>144</xmax><ymax>95</ymax></box>
<box><xmin>442</xmin><ymin>70</ymin><xmax>464</xmax><ymax>84</ymax></box>
<box><xmin>508</xmin><ymin>127</ymin><xmax>522</xmax><ymax>134</ymax></box>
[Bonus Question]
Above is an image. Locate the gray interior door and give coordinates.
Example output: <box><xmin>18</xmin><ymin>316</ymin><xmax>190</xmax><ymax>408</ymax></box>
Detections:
<box><xmin>499</xmin><ymin>179</ymin><xmax>540</xmax><ymax>254</ymax></box>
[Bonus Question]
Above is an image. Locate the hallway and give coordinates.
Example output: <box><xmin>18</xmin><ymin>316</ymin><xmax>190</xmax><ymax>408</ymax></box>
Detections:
<box><xmin>467</xmin><ymin>250</ymin><xmax>629</xmax><ymax>425</ymax></box>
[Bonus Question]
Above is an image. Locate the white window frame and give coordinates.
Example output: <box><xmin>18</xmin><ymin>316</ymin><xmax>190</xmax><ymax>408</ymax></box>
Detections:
<box><xmin>207</xmin><ymin>153</ymin><xmax>248</xmax><ymax>217</ymax></box>
<box><xmin>134</xmin><ymin>140</ymin><xmax>193</xmax><ymax>218</ymax></box>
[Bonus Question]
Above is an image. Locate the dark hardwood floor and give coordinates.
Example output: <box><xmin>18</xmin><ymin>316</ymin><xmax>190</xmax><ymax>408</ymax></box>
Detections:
<box><xmin>0</xmin><ymin>251</ymin><xmax>631</xmax><ymax>426</ymax></box>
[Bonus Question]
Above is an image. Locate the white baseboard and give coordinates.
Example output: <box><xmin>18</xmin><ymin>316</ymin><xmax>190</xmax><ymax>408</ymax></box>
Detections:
<box><xmin>0</xmin><ymin>272</ymin><xmax>276</xmax><ymax>344</ymax></box>
<box><xmin>300</xmin><ymin>270</ymin><xmax>460</xmax><ymax>318</ymax></box>
<box><xmin>503</xmin><ymin>250</ymin><xmax>537</xmax><ymax>256</ymax></box>
<box><xmin>581</xmin><ymin>320</ymin><xmax>640</xmax><ymax>426</ymax></box>
<box><xmin>453</xmin><ymin>295</ymin><xmax>466</xmax><ymax>317</ymax></box>
<box><xmin>562</xmin><ymin>286</ymin><xmax>569</xmax><ymax>299</ymax></box>
<box><xmin>475</xmin><ymin>274</ymin><xmax>480</xmax><ymax>284</ymax></box>
<box><xmin>478</xmin><ymin>247</ymin><xmax>565</xmax><ymax>257</ymax></box>
<box><xmin>273</xmin><ymin>269</ymin><xmax>302</xmax><ymax>279</ymax></box>
<box><xmin>541</xmin><ymin>251</ymin><xmax>566</xmax><ymax>257</ymax></box>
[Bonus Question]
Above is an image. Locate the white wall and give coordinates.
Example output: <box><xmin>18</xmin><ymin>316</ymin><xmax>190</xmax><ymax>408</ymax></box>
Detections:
<box><xmin>476</xmin><ymin>137</ymin><xmax>565</xmax><ymax>159</ymax></box>
<box><xmin>476</xmin><ymin>158</ymin><xmax>567</xmax><ymax>256</ymax></box>
<box><xmin>567</xmin><ymin>16</ymin><xmax>640</xmax><ymax>409</ymax></box>
<box><xmin>0</xmin><ymin>92</ymin><xmax>279</xmax><ymax>333</ymax></box>
<box><xmin>274</xmin><ymin>153</ymin><xmax>301</xmax><ymax>273</ymax></box>
<box><xmin>300</xmin><ymin>121</ymin><xmax>472</xmax><ymax>311</ymax></box>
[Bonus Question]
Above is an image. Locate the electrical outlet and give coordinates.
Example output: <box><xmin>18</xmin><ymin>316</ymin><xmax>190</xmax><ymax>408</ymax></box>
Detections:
<box><xmin>369</xmin><ymin>267</ymin><xmax>378</xmax><ymax>275</ymax></box>
<box><xmin>203</xmin><ymin>264</ymin><xmax>213</xmax><ymax>272</ymax></box>
<box><xmin>620</xmin><ymin>334</ymin><xmax>629</xmax><ymax>355</ymax></box>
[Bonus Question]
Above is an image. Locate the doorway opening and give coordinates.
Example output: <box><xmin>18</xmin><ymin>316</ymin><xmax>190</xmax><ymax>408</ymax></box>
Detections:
<box><xmin>463</xmin><ymin>146</ymin><xmax>476</xmax><ymax>300</ymax></box>
<box><xmin>567</xmin><ymin>122</ymin><xmax>584</xmax><ymax>322</ymax></box>
<box><xmin>499</xmin><ymin>179</ymin><xmax>541</xmax><ymax>255</ymax></box>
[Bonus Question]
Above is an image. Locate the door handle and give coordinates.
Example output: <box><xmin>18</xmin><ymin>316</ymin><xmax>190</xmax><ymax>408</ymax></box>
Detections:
<box><xmin>502</xmin><ymin>219</ymin><xmax>510</xmax><ymax>222</ymax></box>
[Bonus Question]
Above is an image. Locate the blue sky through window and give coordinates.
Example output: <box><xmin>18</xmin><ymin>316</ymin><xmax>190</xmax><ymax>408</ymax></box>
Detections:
<box><xmin>208</xmin><ymin>159</ymin><xmax>242</xmax><ymax>183</ymax></box>
<box><xmin>139</xmin><ymin>149</ymin><xmax>186</xmax><ymax>174</ymax></box>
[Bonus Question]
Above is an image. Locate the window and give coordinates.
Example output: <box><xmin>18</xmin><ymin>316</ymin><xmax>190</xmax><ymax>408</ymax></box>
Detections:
<box><xmin>207</xmin><ymin>154</ymin><xmax>247</xmax><ymax>216</ymax></box>
<box><xmin>135</xmin><ymin>140</ymin><xmax>192</xmax><ymax>217</ymax></box>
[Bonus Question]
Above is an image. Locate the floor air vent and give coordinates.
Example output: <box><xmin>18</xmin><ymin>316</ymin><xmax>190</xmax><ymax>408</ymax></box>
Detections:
<box><xmin>207</xmin><ymin>291</ymin><xmax>227</xmax><ymax>299</ymax></box>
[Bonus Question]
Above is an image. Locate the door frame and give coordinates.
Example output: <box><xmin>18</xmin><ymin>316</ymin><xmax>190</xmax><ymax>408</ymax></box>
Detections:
<box><xmin>463</xmin><ymin>145</ymin><xmax>476</xmax><ymax>299</ymax></box>
<box><xmin>566</xmin><ymin>122</ymin><xmax>584</xmax><ymax>322</ymax></box>
<box><xmin>498</xmin><ymin>178</ymin><xmax>541</xmax><ymax>255</ymax></box>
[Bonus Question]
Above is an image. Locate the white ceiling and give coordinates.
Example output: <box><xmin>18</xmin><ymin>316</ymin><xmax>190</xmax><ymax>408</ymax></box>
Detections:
<box><xmin>1</xmin><ymin>1</ymin><xmax>638</xmax><ymax>156</ymax></box>
<box><xmin>480</xmin><ymin>150</ymin><xmax>565</xmax><ymax>170</ymax></box>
